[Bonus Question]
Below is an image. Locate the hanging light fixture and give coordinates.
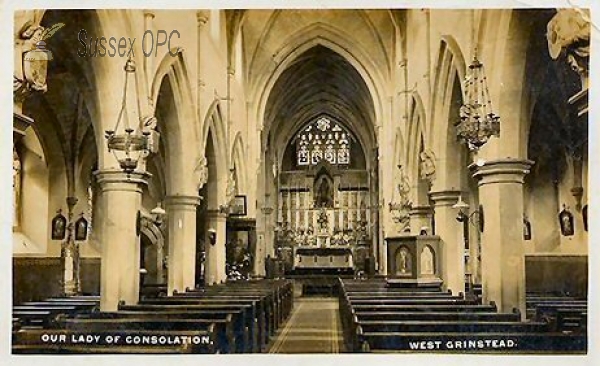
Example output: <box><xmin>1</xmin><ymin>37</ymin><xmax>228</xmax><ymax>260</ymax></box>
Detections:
<box><xmin>105</xmin><ymin>57</ymin><xmax>151</xmax><ymax>175</ymax></box>
<box><xmin>456</xmin><ymin>12</ymin><xmax>500</xmax><ymax>151</ymax></box>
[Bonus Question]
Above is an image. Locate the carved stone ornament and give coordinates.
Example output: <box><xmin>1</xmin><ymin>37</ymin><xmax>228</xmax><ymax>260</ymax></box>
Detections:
<box><xmin>194</xmin><ymin>156</ymin><xmax>209</xmax><ymax>190</ymax></box>
<box><xmin>420</xmin><ymin>149</ymin><xmax>436</xmax><ymax>181</ymax></box>
<box><xmin>547</xmin><ymin>9</ymin><xmax>590</xmax><ymax>88</ymax></box>
<box><xmin>14</xmin><ymin>21</ymin><xmax>65</xmax><ymax>102</ymax></box>
<box><xmin>226</xmin><ymin>170</ymin><xmax>236</xmax><ymax>204</ymax></box>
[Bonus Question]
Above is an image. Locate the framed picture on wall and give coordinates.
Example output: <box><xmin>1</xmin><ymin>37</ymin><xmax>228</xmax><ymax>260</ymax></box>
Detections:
<box><xmin>230</xmin><ymin>195</ymin><xmax>247</xmax><ymax>216</ymax></box>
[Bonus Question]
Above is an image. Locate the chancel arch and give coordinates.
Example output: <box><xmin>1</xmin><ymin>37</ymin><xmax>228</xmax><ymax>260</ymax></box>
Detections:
<box><xmin>263</xmin><ymin>44</ymin><xmax>380</xmax><ymax>278</ymax></box>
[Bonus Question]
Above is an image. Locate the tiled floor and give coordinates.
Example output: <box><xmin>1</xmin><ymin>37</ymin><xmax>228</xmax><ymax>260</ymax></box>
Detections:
<box><xmin>268</xmin><ymin>297</ymin><xmax>344</xmax><ymax>353</ymax></box>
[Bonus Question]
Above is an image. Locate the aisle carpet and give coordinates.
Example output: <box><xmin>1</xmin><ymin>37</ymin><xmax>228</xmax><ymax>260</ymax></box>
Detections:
<box><xmin>268</xmin><ymin>297</ymin><xmax>344</xmax><ymax>353</ymax></box>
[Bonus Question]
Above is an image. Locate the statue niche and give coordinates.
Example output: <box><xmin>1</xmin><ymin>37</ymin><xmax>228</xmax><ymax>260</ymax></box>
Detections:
<box><xmin>313</xmin><ymin>172</ymin><xmax>334</xmax><ymax>208</ymax></box>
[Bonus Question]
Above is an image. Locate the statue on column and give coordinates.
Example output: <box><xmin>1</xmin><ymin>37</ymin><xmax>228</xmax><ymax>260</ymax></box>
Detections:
<box><xmin>547</xmin><ymin>9</ymin><xmax>590</xmax><ymax>89</ymax></box>
<box><xmin>194</xmin><ymin>156</ymin><xmax>209</xmax><ymax>191</ymax></box>
<box><xmin>14</xmin><ymin>21</ymin><xmax>64</xmax><ymax>102</ymax></box>
<box><xmin>420</xmin><ymin>149</ymin><xmax>436</xmax><ymax>182</ymax></box>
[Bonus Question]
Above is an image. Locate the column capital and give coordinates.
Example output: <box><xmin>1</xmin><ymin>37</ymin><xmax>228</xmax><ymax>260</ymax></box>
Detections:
<box><xmin>429</xmin><ymin>190</ymin><xmax>462</xmax><ymax>207</ymax></box>
<box><xmin>94</xmin><ymin>169</ymin><xmax>151</xmax><ymax>193</ymax></box>
<box><xmin>206</xmin><ymin>209</ymin><xmax>228</xmax><ymax>220</ymax></box>
<box><xmin>409</xmin><ymin>205</ymin><xmax>433</xmax><ymax>216</ymax></box>
<box><xmin>165</xmin><ymin>195</ymin><xmax>201</xmax><ymax>208</ymax></box>
<box><xmin>143</xmin><ymin>9</ymin><xmax>155</xmax><ymax>19</ymax></box>
<box><xmin>469</xmin><ymin>158</ymin><xmax>534</xmax><ymax>186</ymax></box>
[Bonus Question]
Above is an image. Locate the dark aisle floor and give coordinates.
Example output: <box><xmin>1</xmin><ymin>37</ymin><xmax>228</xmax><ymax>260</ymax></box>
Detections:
<box><xmin>268</xmin><ymin>297</ymin><xmax>345</xmax><ymax>353</ymax></box>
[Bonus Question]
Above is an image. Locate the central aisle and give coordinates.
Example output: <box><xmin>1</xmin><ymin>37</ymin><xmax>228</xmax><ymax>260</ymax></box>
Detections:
<box><xmin>268</xmin><ymin>297</ymin><xmax>344</xmax><ymax>353</ymax></box>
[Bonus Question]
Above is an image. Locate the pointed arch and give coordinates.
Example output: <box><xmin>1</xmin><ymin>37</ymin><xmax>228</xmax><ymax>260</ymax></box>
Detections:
<box><xmin>429</xmin><ymin>36</ymin><xmax>469</xmax><ymax>190</ymax></box>
<box><xmin>230</xmin><ymin>132</ymin><xmax>247</xmax><ymax>195</ymax></box>
<box><xmin>200</xmin><ymin>99</ymin><xmax>228</xmax><ymax>207</ymax></box>
<box><xmin>152</xmin><ymin>50</ymin><xmax>198</xmax><ymax>194</ymax></box>
<box><xmin>253</xmin><ymin>22</ymin><xmax>387</xmax><ymax>148</ymax></box>
<box><xmin>405</xmin><ymin>93</ymin><xmax>427</xmax><ymax>184</ymax></box>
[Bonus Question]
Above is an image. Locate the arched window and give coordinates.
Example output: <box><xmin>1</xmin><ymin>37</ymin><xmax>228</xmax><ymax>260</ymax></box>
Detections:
<box><xmin>296</xmin><ymin>116</ymin><xmax>352</xmax><ymax>166</ymax></box>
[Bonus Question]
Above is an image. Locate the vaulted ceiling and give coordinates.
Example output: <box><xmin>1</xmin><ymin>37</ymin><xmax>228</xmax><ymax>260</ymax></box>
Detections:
<box><xmin>265</xmin><ymin>46</ymin><xmax>377</xmax><ymax>160</ymax></box>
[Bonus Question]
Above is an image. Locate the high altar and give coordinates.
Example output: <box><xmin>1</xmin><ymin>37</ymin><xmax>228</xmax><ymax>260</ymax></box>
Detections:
<box><xmin>274</xmin><ymin>116</ymin><xmax>377</xmax><ymax>274</ymax></box>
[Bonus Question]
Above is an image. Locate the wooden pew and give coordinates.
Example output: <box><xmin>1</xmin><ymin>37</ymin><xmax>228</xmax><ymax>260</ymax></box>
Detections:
<box><xmin>353</xmin><ymin>311</ymin><xmax>520</xmax><ymax>322</ymax></box>
<box><xmin>11</xmin><ymin>310</ymin><xmax>55</xmax><ymax>328</ymax></box>
<box><xmin>57</xmin><ymin>317</ymin><xmax>233</xmax><ymax>354</ymax></box>
<box><xmin>12</xmin><ymin>328</ymin><xmax>217</xmax><ymax>354</ymax></box>
<box><xmin>75</xmin><ymin>310</ymin><xmax>249</xmax><ymax>353</ymax></box>
<box><xmin>140</xmin><ymin>297</ymin><xmax>268</xmax><ymax>348</ymax></box>
<box><xmin>555</xmin><ymin>309</ymin><xmax>587</xmax><ymax>333</ymax></box>
<box><xmin>177</xmin><ymin>291</ymin><xmax>279</xmax><ymax>333</ymax></box>
<box><xmin>191</xmin><ymin>285</ymin><xmax>292</xmax><ymax>321</ymax></box>
<box><xmin>348</xmin><ymin>320</ymin><xmax>548</xmax><ymax>352</ymax></box>
<box><xmin>345</xmin><ymin>291</ymin><xmax>454</xmax><ymax>298</ymax></box>
<box><xmin>355</xmin><ymin>329</ymin><xmax>587</xmax><ymax>353</ymax></box>
<box><xmin>120</xmin><ymin>303</ymin><xmax>261</xmax><ymax>353</ymax></box>
<box><xmin>534</xmin><ymin>304</ymin><xmax>588</xmax><ymax>333</ymax></box>
<box><xmin>347</xmin><ymin>298</ymin><xmax>478</xmax><ymax>306</ymax></box>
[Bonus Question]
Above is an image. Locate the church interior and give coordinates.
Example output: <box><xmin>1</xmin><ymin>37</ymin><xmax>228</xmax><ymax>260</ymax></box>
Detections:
<box><xmin>10</xmin><ymin>8</ymin><xmax>590</xmax><ymax>354</ymax></box>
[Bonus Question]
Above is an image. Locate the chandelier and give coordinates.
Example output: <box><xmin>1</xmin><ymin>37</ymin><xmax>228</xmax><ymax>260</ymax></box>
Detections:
<box><xmin>105</xmin><ymin>58</ymin><xmax>151</xmax><ymax>175</ymax></box>
<box><xmin>456</xmin><ymin>54</ymin><xmax>500</xmax><ymax>151</ymax></box>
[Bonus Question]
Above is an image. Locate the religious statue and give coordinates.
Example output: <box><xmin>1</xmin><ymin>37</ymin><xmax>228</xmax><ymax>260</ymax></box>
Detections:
<box><xmin>547</xmin><ymin>9</ymin><xmax>590</xmax><ymax>89</ymax></box>
<box><xmin>14</xmin><ymin>21</ymin><xmax>65</xmax><ymax>102</ymax></box>
<box><xmin>13</xmin><ymin>149</ymin><xmax>21</xmax><ymax>227</ymax></box>
<box><xmin>420</xmin><ymin>246</ymin><xmax>435</xmax><ymax>276</ymax></box>
<box><xmin>194</xmin><ymin>156</ymin><xmax>209</xmax><ymax>190</ymax></box>
<box><xmin>419</xmin><ymin>149</ymin><xmax>436</xmax><ymax>182</ymax></box>
<box><xmin>314</xmin><ymin>175</ymin><xmax>333</xmax><ymax>208</ymax></box>
<box><xmin>226</xmin><ymin>169</ymin><xmax>237</xmax><ymax>204</ymax></box>
<box><xmin>397</xmin><ymin>247</ymin><xmax>412</xmax><ymax>275</ymax></box>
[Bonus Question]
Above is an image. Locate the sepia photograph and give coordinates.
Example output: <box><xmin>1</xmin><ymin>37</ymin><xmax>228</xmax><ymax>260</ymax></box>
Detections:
<box><xmin>4</xmin><ymin>0</ymin><xmax>596</xmax><ymax>363</ymax></box>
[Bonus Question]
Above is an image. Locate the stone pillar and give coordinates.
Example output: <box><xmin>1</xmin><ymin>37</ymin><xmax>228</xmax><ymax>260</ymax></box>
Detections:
<box><xmin>204</xmin><ymin>210</ymin><xmax>227</xmax><ymax>285</ymax></box>
<box><xmin>95</xmin><ymin>170</ymin><xmax>149</xmax><ymax>311</ymax></box>
<box><xmin>471</xmin><ymin>159</ymin><xmax>533</xmax><ymax>316</ymax></box>
<box><xmin>429</xmin><ymin>190</ymin><xmax>464</xmax><ymax>295</ymax></box>
<box><xmin>165</xmin><ymin>195</ymin><xmax>201</xmax><ymax>294</ymax></box>
<box><xmin>409</xmin><ymin>205</ymin><xmax>433</xmax><ymax>234</ymax></box>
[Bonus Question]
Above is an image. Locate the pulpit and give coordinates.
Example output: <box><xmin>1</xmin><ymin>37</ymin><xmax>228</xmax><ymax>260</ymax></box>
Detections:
<box><xmin>385</xmin><ymin>235</ymin><xmax>442</xmax><ymax>286</ymax></box>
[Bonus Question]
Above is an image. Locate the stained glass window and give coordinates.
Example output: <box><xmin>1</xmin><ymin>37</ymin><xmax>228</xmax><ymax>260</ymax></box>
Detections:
<box><xmin>296</xmin><ymin>116</ymin><xmax>352</xmax><ymax>166</ymax></box>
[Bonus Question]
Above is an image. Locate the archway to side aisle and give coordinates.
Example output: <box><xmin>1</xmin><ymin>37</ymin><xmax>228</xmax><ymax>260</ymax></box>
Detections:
<box><xmin>196</xmin><ymin>103</ymin><xmax>228</xmax><ymax>286</ymax></box>
<box><xmin>257</xmin><ymin>45</ymin><xmax>380</xmax><ymax>284</ymax></box>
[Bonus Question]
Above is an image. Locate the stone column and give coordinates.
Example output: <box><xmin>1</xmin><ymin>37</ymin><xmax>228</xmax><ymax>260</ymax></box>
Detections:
<box><xmin>165</xmin><ymin>195</ymin><xmax>201</xmax><ymax>294</ymax></box>
<box><xmin>409</xmin><ymin>205</ymin><xmax>433</xmax><ymax>234</ymax></box>
<box><xmin>429</xmin><ymin>190</ymin><xmax>464</xmax><ymax>295</ymax></box>
<box><xmin>95</xmin><ymin>170</ymin><xmax>149</xmax><ymax>311</ymax></box>
<box><xmin>204</xmin><ymin>210</ymin><xmax>228</xmax><ymax>285</ymax></box>
<box><xmin>471</xmin><ymin>159</ymin><xmax>533</xmax><ymax>316</ymax></box>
